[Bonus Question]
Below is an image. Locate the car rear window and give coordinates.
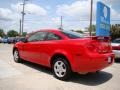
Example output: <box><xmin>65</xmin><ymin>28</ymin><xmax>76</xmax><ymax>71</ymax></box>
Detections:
<box><xmin>61</xmin><ymin>30</ymin><xmax>84</xmax><ymax>39</ymax></box>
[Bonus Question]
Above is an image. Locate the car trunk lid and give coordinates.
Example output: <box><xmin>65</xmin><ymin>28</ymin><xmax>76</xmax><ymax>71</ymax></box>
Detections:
<box><xmin>86</xmin><ymin>36</ymin><xmax>112</xmax><ymax>54</ymax></box>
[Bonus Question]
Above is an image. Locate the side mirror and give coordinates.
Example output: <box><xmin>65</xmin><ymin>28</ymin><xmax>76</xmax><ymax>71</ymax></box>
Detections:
<box><xmin>21</xmin><ymin>38</ymin><xmax>28</xmax><ymax>43</ymax></box>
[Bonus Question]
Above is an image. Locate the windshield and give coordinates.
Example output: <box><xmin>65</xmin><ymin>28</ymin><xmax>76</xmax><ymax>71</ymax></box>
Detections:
<box><xmin>61</xmin><ymin>30</ymin><xmax>84</xmax><ymax>39</ymax></box>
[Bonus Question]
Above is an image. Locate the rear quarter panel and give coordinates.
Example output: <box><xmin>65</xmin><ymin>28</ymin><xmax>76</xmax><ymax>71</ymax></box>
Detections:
<box><xmin>47</xmin><ymin>39</ymin><xmax>89</xmax><ymax>71</ymax></box>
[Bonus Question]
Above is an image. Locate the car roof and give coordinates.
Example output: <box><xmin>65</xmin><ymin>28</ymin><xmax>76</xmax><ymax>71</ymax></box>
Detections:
<box><xmin>27</xmin><ymin>29</ymin><xmax>61</xmax><ymax>36</ymax></box>
<box><xmin>37</xmin><ymin>29</ymin><xmax>61</xmax><ymax>33</ymax></box>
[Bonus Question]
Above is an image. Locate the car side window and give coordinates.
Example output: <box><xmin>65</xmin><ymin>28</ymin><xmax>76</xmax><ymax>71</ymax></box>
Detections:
<box><xmin>28</xmin><ymin>32</ymin><xmax>47</xmax><ymax>42</ymax></box>
<box><xmin>46</xmin><ymin>33</ymin><xmax>62</xmax><ymax>40</ymax></box>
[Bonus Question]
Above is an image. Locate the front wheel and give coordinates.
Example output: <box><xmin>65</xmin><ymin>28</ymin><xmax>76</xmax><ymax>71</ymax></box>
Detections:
<box><xmin>52</xmin><ymin>57</ymin><xmax>72</xmax><ymax>80</ymax></box>
<box><xmin>13</xmin><ymin>49</ymin><xmax>22</xmax><ymax>63</ymax></box>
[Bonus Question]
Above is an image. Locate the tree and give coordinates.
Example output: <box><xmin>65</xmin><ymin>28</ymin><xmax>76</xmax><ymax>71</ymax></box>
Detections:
<box><xmin>0</xmin><ymin>28</ymin><xmax>5</xmax><ymax>37</ymax></box>
<box><xmin>86</xmin><ymin>25</ymin><xmax>96</xmax><ymax>36</ymax></box>
<box><xmin>88</xmin><ymin>25</ymin><xmax>96</xmax><ymax>32</ymax></box>
<box><xmin>7</xmin><ymin>30</ymin><xmax>19</xmax><ymax>37</ymax></box>
<box><xmin>22</xmin><ymin>32</ymin><xmax>27</xmax><ymax>37</ymax></box>
<box><xmin>75</xmin><ymin>30</ymin><xmax>83</xmax><ymax>33</ymax></box>
<box><xmin>110</xmin><ymin>24</ymin><xmax>120</xmax><ymax>40</ymax></box>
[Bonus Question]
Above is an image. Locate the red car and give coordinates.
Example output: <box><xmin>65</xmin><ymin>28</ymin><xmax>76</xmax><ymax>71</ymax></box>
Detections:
<box><xmin>13</xmin><ymin>29</ymin><xmax>114</xmax><ymax>80</ymax></box>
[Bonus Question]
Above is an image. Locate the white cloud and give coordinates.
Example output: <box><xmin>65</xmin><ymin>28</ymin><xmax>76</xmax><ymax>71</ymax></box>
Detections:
<box><xmin>56</xmin><ymin>0</ymin><xmax>96</xmax><ymax>20</ymax></box>
<box><xmin>55</xmin><ymin>0</ymin><xmax>120</xmax><ymax>30</ymax></box>
<box><xmin>104</xmin><ymin>0</ymin><xmax>120</xmax><ymax>5</ymax></box>
<box><xmin>51</xmin><ymin>17</ymin><xmax>88</xmax><ymax>30</ymax></box>
<box><xmin>0</xmin><ymin>8</ymin><xmax>20</xmax><ymax>21</ymax></box>
<box><xmin>111</xmin><ymin>9</ymin><xmax>120</xmax><ymax>20</ymax></box>
<box><xmin>11</xmin><ymin>3</ymin><xmax>47</xmax><ymax>16</ymax></box>
<box><xmin>0</xmin><ymin>2</ymin><xmax>48</xmax><ymax>32</ymax></box>
<box><xmin>56</xmin><ymin>0</ymin><xmax>120</xmax><ymax>20</ymax></box>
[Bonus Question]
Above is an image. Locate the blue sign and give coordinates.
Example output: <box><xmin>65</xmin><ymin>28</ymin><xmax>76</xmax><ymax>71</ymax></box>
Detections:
<box><xmin>96</xmin><ymin>2</ymin><xmax>110</xmax><ymax>36</ymax></box>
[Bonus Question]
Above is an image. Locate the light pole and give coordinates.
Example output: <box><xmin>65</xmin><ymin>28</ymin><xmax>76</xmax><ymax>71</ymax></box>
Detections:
<box><xmin>21</xmin><ymin>0</ymin><xmax>25</xmax><ymax>36</ymax></box>
<box><xmin>59</xmin><ymin>16</ymin><xmax>63</xmax><ymax>30</ymax></box>
<box><xmin>61</xmin><ymin>16</ymin><xmax>63</xmax><ymax>29</ymax></box>
<box><xmin>21</xmin><ymin>0</ymin><xmax>28</xmax><ymax>36</ymax></box>
<box><xmin>89</xmin><ymin>0</ymin><xmax>93</xmax><ymax>36</ymax></box>
<box><xmin>19</xmin><ymin>19</ymin><xmax>22</xmax><ymax>35</ymax></box>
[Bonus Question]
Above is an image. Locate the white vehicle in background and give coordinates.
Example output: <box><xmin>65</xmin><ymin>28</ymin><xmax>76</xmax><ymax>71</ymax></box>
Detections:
<box><xmin>0</xmin><ymin>37</ymin><xmax>2</xmax><ymax>43</ymax></box>
<box><xmin>111</xmin><ymin>38</ymin><xmax>120</xmax><ymax>59</ymax></box>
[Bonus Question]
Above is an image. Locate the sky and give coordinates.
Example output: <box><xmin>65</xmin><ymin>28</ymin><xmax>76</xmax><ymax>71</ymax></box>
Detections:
<box><xmin>0</xmin><ymin>0</ymin><xmax>120</xmax><ymax>33</ymax></box>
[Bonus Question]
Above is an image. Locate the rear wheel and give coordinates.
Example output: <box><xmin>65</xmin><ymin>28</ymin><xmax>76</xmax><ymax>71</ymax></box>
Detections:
<box><xmin>52</xmin><ymin>57</ymin><xmax>71</xmax><ymax>80</ymax></box>
<box><xmin>13</xmin><ymin>49</ymin><xmax>22</xmax><ymax>63</ymax></box>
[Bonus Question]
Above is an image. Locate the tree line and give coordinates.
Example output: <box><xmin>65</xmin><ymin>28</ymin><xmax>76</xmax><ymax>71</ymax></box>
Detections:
<box><xmin>0</xmin><ymin>28</ymin><xmax>27</xmax><ymax>38</ymax></box>
<box><xmin>0</xmin><ymin>24</ymin><xmax>120</xmax><ymax>39</ymax></box>
<box><xmin>110</xmin><ymin>24</ymin><xmax>120</xmax><ymax>40</ymax></box>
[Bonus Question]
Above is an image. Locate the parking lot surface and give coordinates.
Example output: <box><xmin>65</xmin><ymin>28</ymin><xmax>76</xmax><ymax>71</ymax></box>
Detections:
<box><xmin>0</xmin><ymin>44</ymin><xmax>120</xmax><ymax>90</ymax></box>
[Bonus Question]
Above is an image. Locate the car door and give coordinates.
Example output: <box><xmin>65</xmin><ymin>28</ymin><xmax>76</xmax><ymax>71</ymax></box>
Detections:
<box><xmin>36</xmin><ymin>32</ymin><xmax>62</xmax><ymax>66</ymax></box>
<box><xmin>21</xmin><ymin>31</ymin><xmax>48</xmax><ymax>63</ymax></box>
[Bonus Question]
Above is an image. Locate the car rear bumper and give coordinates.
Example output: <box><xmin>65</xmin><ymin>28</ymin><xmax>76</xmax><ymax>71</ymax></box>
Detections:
<box><xmin>113</xmin><ymin>50</ymin><xmax>120</xmax><ymax>58</ymax></box>
<box><xmin>73</xmin><ymin>53</ymin><xmax>114</xmax><ymax>73</ymax></box>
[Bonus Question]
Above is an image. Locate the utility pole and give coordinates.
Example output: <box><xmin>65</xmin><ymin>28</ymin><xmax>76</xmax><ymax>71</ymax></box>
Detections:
<box><xmin>21</xmin><ymin>0</ymin><xmax>28</xmax><ymax>36</ymax></box>
<box><xmin>89</xmin><ymin>0</ymin><xmax>93</xmax><ymax>36</ymax></box>
<box><xmin>60</xmin><ymin>16</ymin><xmax>63</xmax><ymax>30</ymax></box>
<box><xmin>19</xmin><ymin>19</ymin><xmax>22</xmax><ymax>36</ymax></box>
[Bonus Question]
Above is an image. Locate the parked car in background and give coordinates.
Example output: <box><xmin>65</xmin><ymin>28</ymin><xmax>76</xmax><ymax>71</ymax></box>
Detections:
<box><xmin>7</xmin><ymin>37</ymin><xmax>26</xmax><ymax>44</ymax></box>
<box><xmin>13</xmin><ymin>29</ymin><xmax>114</xmax><ymax>80</ymax></box>
<box><xmin>13</xmin><ymin>37</ymin><xmax>25</xmax><ymax>44</ymax></box>
<box><xmin>2</xmin><ymin>37</ymin><xmax>8</xmax><ymax>43</ymax></box>
<box><xmin>8</xmin><ymin>37</ymin><xmax>16</xmax><ymax>44</ymax></box>
<box><xmin>19</xmin><ymin>37</ymin><xmax>26</xmax><ymax>42</ymax></box>
<box><xmin>111</xmin><ymin>38</ymin><xmax>120</xmax><ymax>58</ymax></box>
<box><xmin>0</xmin><ymin>37</ymin><xmax>2</xmax><ymax>43</ymax></box>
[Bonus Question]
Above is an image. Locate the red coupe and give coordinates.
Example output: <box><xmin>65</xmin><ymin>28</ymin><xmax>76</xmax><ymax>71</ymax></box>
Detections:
<box><xmin>13</xmin><ymin>29</ymin><xmax>114</xmax><ymax>80</ymax></box>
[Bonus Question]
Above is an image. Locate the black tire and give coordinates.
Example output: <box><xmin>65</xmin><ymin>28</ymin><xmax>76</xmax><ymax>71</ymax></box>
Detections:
<box><xmin>13</xmin><ymin>49</ymin><xmax>22</xmax><ymax>63</ymax></box>
<box><xmin>52</xmin><ymin>57</ymin><xmax>72</xmax><ymax>80</ymax></box>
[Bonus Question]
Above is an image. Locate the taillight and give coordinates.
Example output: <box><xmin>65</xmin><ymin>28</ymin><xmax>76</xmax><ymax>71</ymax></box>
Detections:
<box><xmin>86</xmin><ymin>36</ymin><xmax>111</xmax><ymax>53</ymax></box>
<box><xmin>87</xmin><ymin>42</ymin><xmax>111</xmax><ymax>53</ymax></box>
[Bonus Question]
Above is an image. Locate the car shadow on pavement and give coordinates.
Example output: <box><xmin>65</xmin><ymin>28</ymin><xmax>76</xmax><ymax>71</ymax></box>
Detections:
<box><xmin>115</xmin><ymin>58</ymin><xmax>120</xmax><ymax>63</ymax></box>
<box><xmin>21</xmin><ymin>61</ymin><xmax>112</xmax><ymax>86</ymax></box>
<box><xmin>69</xmin><ymin>71</ymin><xmax>113</xmax><ymax>86</ymax></box>
<box><xmin>21</xmin><ymin>61</ymin><xmax>53</xmax><ymax>75</ymax></box>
